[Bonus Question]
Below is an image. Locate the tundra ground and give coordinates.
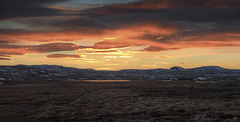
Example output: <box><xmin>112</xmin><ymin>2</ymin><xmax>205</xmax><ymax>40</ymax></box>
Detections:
<box><xmin>0</xmin><ymin>80</ymin><xmax>239</xmax><ymax>121</ymax></box>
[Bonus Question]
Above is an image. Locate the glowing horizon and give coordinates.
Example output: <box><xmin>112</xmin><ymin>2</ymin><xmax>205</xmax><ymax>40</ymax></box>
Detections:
<box><xmin>1</xmin><ymin>0</ymin><xmax>240</xmax><ymax>70</ymax></box>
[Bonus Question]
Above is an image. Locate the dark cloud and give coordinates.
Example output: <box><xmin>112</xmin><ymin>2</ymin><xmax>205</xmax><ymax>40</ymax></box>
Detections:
<box><xmin>142</xmin><ymin>46</ymin><xmax>179</xmax><ymax>52</ymax></box>
<box><xmin>32</xmin><ymin>43</ymin><xmax>80</xmax><ymax>53</ymax></box>
<box><xmin>134</xmin><ymin>19</ymin><xmax>240</xmax><ymax>44</ymax></box>
<box><xmin>46</xmin><ymin>54</ymin><xmax>81</xmax><ymax>58</ymax></box>
<box><xmin>2</xmin><ymin>0</ymin><xmax>238</xmax><ymax>41</ymax></box>
<box><xmin>54</xmin><ymin>18</ymin><xmax>107</xmax><ymax>29</ymax></box>
<box><xmin>0</xmin><ymin>40</ymin><xmax>9</xmax><ymax>43</ymax></box>
<box><xmin>136</xmin><ymin>34</ymin><xmax>171</xmax><ymax>43</ymax></box>
<box><xmin>0</xmin><ymin>0</ymin><xmax>68</xmax><ymax>20</ymax></box>
<box><xmin>84</xmin><ymin>7</ymin><xmax>240</xmax><ymax>23</ymax></box>
<box><xmin>87</xmin><ymin>0</ymin><xmax>240</xmax><ymax>14</ymax></box>
<box><xmin>137</xmin><ymin>29</ymin><xmax>240</xmax><ymax>44</ymax></box>
<box><xmin>0</xmin><ymin>52</ymin><xmax>24</xmax><ymax>57</ymax></box>
<box><xmin>0</xmin><ymin>0</ymin><xmax>239</xmax><ymax>55</ymax></box>
<box><xmin>78</xmin><ymin>0</ymin><xmax>240</xmax><ymax>26</ymax></box>
<box><xmin>0</xmin><ymin>43</ymin><xmax>87</xmax><ymax>57</ymax></box>
<box><xmin>0</xmin><ymin>29</ymin><xmax>28</xmax><ymax>35</ymax></box>
<box><xmin>0</xmin><ymin>57</ymin><xmax>11</xmax><ymax>60</ymax></box>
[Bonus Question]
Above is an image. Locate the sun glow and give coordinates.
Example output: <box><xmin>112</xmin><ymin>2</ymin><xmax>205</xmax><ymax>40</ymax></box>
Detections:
<box><xmin>0</xmin><ymin>0</ymin><xmax>240</xmax><ymax>70</ymax></box>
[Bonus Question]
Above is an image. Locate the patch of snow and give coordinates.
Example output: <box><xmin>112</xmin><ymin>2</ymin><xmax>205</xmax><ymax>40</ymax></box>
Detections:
<box><xmin>195</xmin><ymin>77</ymin><xmax>208</xmax><ymax>81</ymax></box>
<box><xmin>0</xmin><ymin>69</ymin><xmax>7</xmax><ymax>72</ymax></box>
<box><xmin>0</xmin><ymin>78</ymin><xmax>6</xmax><ymax>81</ymax></box>
<box><xmin>40</xmin><ymin>75</ymin><xmax>50</xmax><ymax>78</ymax></box>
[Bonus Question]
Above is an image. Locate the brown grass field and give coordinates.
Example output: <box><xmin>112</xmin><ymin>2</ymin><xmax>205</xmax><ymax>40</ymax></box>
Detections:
<box><xmin>0</xmin><ymin>80</ymin><xmax>240</xmax><ymax>122</ymax></box>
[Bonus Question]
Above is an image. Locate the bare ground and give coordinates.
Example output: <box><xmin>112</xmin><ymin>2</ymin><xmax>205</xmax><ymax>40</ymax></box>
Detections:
<box><xmin>0</xmin><ymin>80</ymin><xmax>240</xmax><ymax>122</ymax></box>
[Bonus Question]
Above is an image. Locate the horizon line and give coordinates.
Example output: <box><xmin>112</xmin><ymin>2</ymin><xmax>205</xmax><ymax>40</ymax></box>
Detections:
<box><xmin>0</xmin><ymin>64</ymin><xmax>239</xmax><ymax>71</ymax></box>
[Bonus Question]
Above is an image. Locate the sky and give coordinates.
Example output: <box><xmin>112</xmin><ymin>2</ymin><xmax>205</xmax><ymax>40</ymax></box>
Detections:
<box><xmin>0</xmin><ymin>0</ymin><xmax>240</xmax><ymax>70</ymax></box>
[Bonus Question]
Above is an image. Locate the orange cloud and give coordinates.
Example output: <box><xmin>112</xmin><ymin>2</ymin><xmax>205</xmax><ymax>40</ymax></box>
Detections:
<box><xmin>91</xmin><ymin>34</ymin><xmax>240</xmax><ymax>52</ymax></box>
<box><xmin>171</xmin><ymin>41</ymin><xmax>240</xmax><ymax>48</ymax></box>
<box><xmin>0</xmin><ymin>20</ymin><xmax>181</xmax><ymax>43</ymax></box>
<box><xmin>0</xmin><ymin>43</ymin><xmax>85</xmax><ymax>57</ymax></box>
<box><xmin>0</xmin><ymin>29</ymin><xmax>108</xmax><ymax>44</ymax></box>
<box><xmin>92</xmin><ymin>40</ymin><xmax>139</xmax><ymax>49</ymax></box>
<box><xmin>1</xmin><ymin>20</ymin><xmax>239</xmax><ymax>56</ymax></box>
<box><xmin>156</xmin><ymin>55</ymin><xmax>173</xmax><ymax>59</ymax></box>
<box><xmin>0</xmin><ymin>54</ymin><xmax>11</xmax><ymax>57</ymax></box>
<box><xmin>84</xmin><ymin>50</ymin><xmax>118</xmax><ymax>53</ymax></box>
<box><xmin>91</xmin><ymin>22</ymin><xmax>182</xmax><ymax>49</ymax></box>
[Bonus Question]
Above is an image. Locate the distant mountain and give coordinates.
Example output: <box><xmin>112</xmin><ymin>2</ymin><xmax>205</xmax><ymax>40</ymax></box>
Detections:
<box><xmin>170</xmin><ymin>66</ymin><xmax>184</xmax><ymax>70</ymax></box>
<box><xmin>0</xmin><ymin>65</ymin><xmax>239</xmax><ymax>81</ymax></box>
<box><xmin>189</xmin><ymin>66</ymin><xmax>226</xmax><ymax>70</ymax></box>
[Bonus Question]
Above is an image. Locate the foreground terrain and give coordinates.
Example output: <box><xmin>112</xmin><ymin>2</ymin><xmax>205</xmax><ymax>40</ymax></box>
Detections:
<box><xmin>0</xmin><ymin>80</ymin><xmax>240</xmax><ymax>121</ymax></box>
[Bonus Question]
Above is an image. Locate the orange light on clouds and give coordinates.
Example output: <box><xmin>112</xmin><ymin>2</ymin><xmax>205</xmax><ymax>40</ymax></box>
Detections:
<box><xmin>1</xmin><ymin>0</ymin><xmax>240</xmax><ymax>70</ymax></box>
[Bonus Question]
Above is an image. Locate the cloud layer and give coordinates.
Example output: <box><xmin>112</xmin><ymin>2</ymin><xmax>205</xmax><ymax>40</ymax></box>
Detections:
<box><xmin>0</xmin><ymin>43</ymin><xmax>84</xmax><ymax>57</ymax></box>
<box><xmin>46</xmin><ymin>54</ymin><xmax>81</xmax><ymax>58</ymax></box>
<box><xmin>0</xmin><ymin>0</ymin><xmax>68</xmax><ymax>20</ymax></box>
<box><xmin>0</xmin><ymin>0</ymin><xmax>239</xmax><ymax>69</ymax></box>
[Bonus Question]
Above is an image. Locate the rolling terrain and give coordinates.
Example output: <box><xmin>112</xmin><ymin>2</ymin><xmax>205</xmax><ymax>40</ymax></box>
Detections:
<box><xmin>0</xmin><ymin>65</ymin><xmax>240</xmax><ymax>82</ymax></box>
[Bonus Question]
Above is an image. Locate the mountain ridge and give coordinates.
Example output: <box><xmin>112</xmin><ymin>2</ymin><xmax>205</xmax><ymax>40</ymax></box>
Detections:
<box><xmin>2</xmin><ymin>64</ymin><xmax>237</xmax><ymax>71</ymax></box>
<box><xmin>0</xmin><ymin>65</ymin><xmax>240</xmax><ymax>81</ymax></box>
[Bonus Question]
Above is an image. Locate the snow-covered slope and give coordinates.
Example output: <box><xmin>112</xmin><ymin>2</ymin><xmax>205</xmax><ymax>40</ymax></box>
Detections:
<box><xmin>0</xmin><ymin>65</ymin><xmax>239</xmax><ymax>81</ymax></box>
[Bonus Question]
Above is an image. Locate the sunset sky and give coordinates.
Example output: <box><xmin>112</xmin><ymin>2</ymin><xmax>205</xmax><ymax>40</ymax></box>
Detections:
<box><xmin>0</xmin><ymin>0</ymin><xmax>240</xmax><ymax>70</ymax></box>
